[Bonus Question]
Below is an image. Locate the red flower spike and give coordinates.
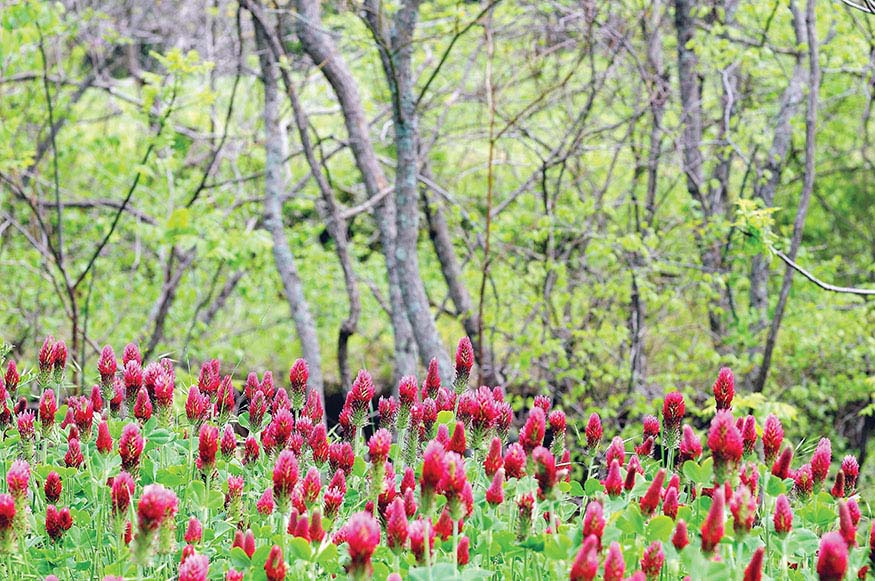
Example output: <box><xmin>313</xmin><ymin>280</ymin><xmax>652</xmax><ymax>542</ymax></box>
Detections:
<box><xmin>4</xmin><ymin>361</ymin><xmax>20</xmax><ymax>395</ymax></box>
<box><xmin>457</xmin><ymin>535</ymin><xmax>470</xmax><ymax>566</ymax></box>
<box><xmin>504</xmin><ymin>442</ymin><xmax>526</xmax><ymax>479</ymax></box>
<box><xmin>642</xmin><ymin>415</ymin><xmax>659</xmax><ymax>439</ymax></box>
<box><xmin>257</xmin><ymin>487</ymin><xmax>274</xmax><ymax>516</ymax></box>
<box><xmin>533</xmin><ymin>395</ymin><xmax>551</xmax><ymax>413</ymax></box>
<box><xmin>272</xmin><ymin>450</ymin><xmax>299</xmax><ymax>507</ymax></box>
<box><xmin>663</xmin><ymin>487</ymin><xmax>679</xmax><ymax>520</ymax></box>
<box><xmin>39</xmin><ymin>390</ymin><xmax>57</xmax><ymax>430</ymax></box>
<box><xmin>44</xmin><ymin>471</ymin><xmax>62</xmax><ymax>504</ymax></box>
<box><xmin>729</xmin><ymin>485</ymin><xmax>756</xmax><ymax>535</ymax></box>
<box><xmin>368</xmin><ymin>428</ymin><xmax>392</xmax><ymax>464</ymax></box>
<box><xmin>0</xmin><ymin>493</ymin><xmax>14</xmax><ymax>536</ymax></box>
<box><xmin>707</xmin><ymin>410</ymin><xmax>743</xmax><ymax>483</ymax></box>
<box><xmin>582</xmin><ymin>501</ymin><xmax>605</xmax><ymax>549</ymax></box>
<box><xmin>184</xmin><ymin>517</ymin><xmax>203</xmax><ymax>544</ymax></box>
<box><xmin>605</xmin><ymin>436</ymin><xmax>626</xmax><ymax>468</ymax></box>
<box><xmin>773</xmin><ymin>494</ymin><xmax>792</xmax><ymax>535</ymax></box>
<box><xmin>486</xmin><ymin>468</ymin><xmax>505</xmax><ymax>505</ymax></box>
<box><xmin>839</xmin><ymin>500</ymin><xmax>857</xmax><ymax>547</ymax></box>
<box><xmin>712</xmin><ymin>367</ymin><xmax>734</xmax><ymax>411</ymax></box>
<box><xmin>603</xmin><ymin>459</ymin><xmax>623</xmax><ymax>497</ymax></box>
<box><xmin>831</xmin><ymin>471</ymin><xmax>846</xmax><ymax>499</ymax></box>
<box><xmin>639</xmin><ymin>468</ymin><xmax>666</xmax><ymax>516</ymax></box>
<box><xmin>569</xmin><ymin>534</ymin><xmax>599</xmax><ymax>581</ymax></box>
<box><xmin>386</xmin><ymin>498</ymin><xmax>408</xmax><ymax>551</ymax></box>
<box><xmin>841</xmin><ymin>455</ymin><xmax>859</xmax><ymax>494</ymax></box>
<box><xmin>848</xmin><ymin>499</ymin><xmax>861</xmax><ymax>526</ymax></box>
<box><xmin>423</xmin><ymin>358</ymin><xmax>441</xmax><ymax>400</ymax></box>
<box><xmin>448</xmin><ymin>422</ymin><xmax>467</xmax><ymax>455</ymax></box>
<box><xmin>762</xmin><ymin>414</ymin><xmax>784</xmax><ymax>464</ymax></box>
<box><xmin>455</xmin><ymin>337</ymin><xmax>474</xmax><ymax>377</ymax></box>
<box><xmin>810</xmin><ymin>438</ymin><xmax>832</xmax><ymax>487</ymax></box>
<box><xmin>519</xmin><ymin>407</ymin><xmax>546</xmax><ymax>454</ymax></box>
<box><xmin>111</xmin><ymin>471</ymin><xmax>135</xmax><ymax>515</ymax></box>
<box><xmin>409</xmin><ymin>518</ymin><xmax>436</xmax><ymax>564</ymax></box>
<box><xmin>661</xmin><ymin>391</ymin><xmax>685</xmax><ymax>447</ymax></box>
<box><xmin>793</xmin><ymin>464</ymin><xmax>813</xmax><ymax>498</ymax></box>
<box><xmin>741</xmin><ymin>416</ymin><xmax>757</xmax><ymax>455</ymax></box>
<box><xmin>533</xmin><ymin>446</ymin><xmax>557</xmax><ymax>499</ymax></box>
<box><xmin>771</xmin><ymin>446</ymin><xmax>793</xmax><ymax>479</ymax></box>
<box><xmin>672</xmin><ymin>519</ymin><xmax>689</xmax><ymax>550</ymax></box>
<box><xmin>178</xmin><ymin>554</ymin><xmax>209</xmax><ymax>581</ymax></box>
<box><xmin>743</xmin><ymin>546</ymin><xmax>765</xmax><ymax>581</ymax></box>
<box><xmin>7</xmin><ymin>459</ymin><xmax>30</xmax><ymax>499</ymax></box>
<box><xmin>817</xmin><ymin>532</ymin><xmax>848</xmax><ymax>581</ymax></box>
<box><xmin>264</xmin><ymin>545</ymin><xmax>286</xmax><ymax>581</ymax></box>
<box><xmin>640</xmin><ymin>541</ymin><xmax>664</xmax><ymax>580</ymax></box>
<box><xmin>64</xmin><ymin>438</ymin><xmax>84</xmax><ymax>469</ymax></box>
<box><xmin>484</xmin><ymin>437</ymin><xmax>503</xmax><ymax>477</ymax></box>
<box><xmin>197</xmin><ymin>424</ymin><xmax>219</xmax><ymax>474</ymax></box>
<box><xmin>45</xmin><ymin>505</ymin><xmax>73</xmax><ymax>542</ymax></box>
<box><xmin>604</xmin><ymin>541</ymin><xmax>626</xmax><ymax>581</ymax></box>
<box><xmin>700</xmin><ymin>487</ymin><xmax>725</xmax><ymax>553</ymax></box>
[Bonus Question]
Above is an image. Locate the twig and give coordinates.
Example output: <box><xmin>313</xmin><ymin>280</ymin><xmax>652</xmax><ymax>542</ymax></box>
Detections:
<box><xmin>771</xmin><ymin>248</ymin><xmax>875</xmax><ymax>296</ymax></box>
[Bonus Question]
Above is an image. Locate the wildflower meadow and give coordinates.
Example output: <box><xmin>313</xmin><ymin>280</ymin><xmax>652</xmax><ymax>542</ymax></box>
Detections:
<box><xmin>0</xmin><ymin>336</ymin><xmax>867</xmax><ymax>580</ymax></box>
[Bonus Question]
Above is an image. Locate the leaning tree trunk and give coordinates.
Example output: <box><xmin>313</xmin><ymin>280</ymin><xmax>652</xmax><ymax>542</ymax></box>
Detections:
<box><xmin>255</xmin><ymin>25</ymin><xmax>324</xmax><ymax>402</ymax></box>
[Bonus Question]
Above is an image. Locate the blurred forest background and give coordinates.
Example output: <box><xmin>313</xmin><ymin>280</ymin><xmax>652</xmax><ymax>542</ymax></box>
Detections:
<box><xmin>1</xmin><ymin>1</ymin><xmax>874</xmax><ymax>472</ymax></box>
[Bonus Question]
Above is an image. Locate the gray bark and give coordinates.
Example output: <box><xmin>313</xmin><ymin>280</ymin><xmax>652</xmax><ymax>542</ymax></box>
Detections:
<box><xmin>291</xmin><ymin>0</ymin><xmax>417</xmax><ymax>381</ymax></box>
<box><xmin>754</xmin><ymin>0</ymin><xmax>819</xmax><ymax>392</ymax></box>
<box><xmin>255</xmin><ymin>24</ymin><xmax>324</xmax><ymax>401</ymax></box>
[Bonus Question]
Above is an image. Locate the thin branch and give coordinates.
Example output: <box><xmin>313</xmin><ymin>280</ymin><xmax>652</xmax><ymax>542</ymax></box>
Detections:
<box><xmin>772</xmin><ymin>249</ymin><xmax>875</xmax><ymax>296</ymax></box>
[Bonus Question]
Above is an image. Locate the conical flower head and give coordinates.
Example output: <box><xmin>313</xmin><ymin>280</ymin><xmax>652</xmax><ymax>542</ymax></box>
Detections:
<box><xmin>707</xmin><ymin>410</ymin><xmax>742</xmax><ymax>482</ymax></box>
<box><xmin>603</xmin><ymin>541</ymin><xmax>625</xmax><ymax>581</ymax></box>
<box><xmin>639</xmin><ymin>468</ymin><xmax>665</xmax><ymax>516</ymax></box>
<box><xmin>817</xmin><ymin>532</ymin><xmax>848</xmax><ymax>581</ymax></box>
<box><xmin>661</xmin><ymin>392</ymin><xmax>685</xmax><ymax>447</ymax></box>
<box><xmin>603</xmin><ymin>459</ymin><xmax>623</xmax><ymax>497</ymax></box>
<box><xmin>762</xmin><ymin>414</ymin><xmax>783</xmax><ymax>464</ymax></box>
<box><xmin>672</xmin><ymin>519</ymin><xmax>689</xmax><ymax>550</ymax></box>
<box><xmin>486</xmin><ymin>468</ymin><xmax>505</xmax><ymax>505</ymax></box>
<box><xmin>773</xmin><ymin>494</ymin><xmax>792</xmax><ymax>535</ymax></box>
<box><xmin>810</xmin><ymin>438</ymin><xmax>832</xmax><ymax>487</ymax></box>
<box><xmin>712</xmin><ymin>367</ymin><xmax>734</xmax><ymax>411</ymax></box>
<box><xmin>743</xmin><ymin>546</ymin><xmax>765</xmax><ymax>581</ymax></box>
<box><xmin>585</xmin><ymin>413</ymin><xmax>602</xmax><ymax>451</ymax></box>
<box><xmin>569</xmin><ymin>535</ymin><xmax>599</xmax><ymax>581</ymax></box>
<box><xmin>582</xmin><ymin>501</ymin><xmax>605</xmax><ymax>548</ymax></box>
<box><xmin>729</xmin><ymin>485</ymin><xmax>756</xmax><ymax>535</ymax></box>
<box><xmin>640</xmin><ymin>541</ymin><xmax>664</xmax><ymax>580</ymax></box>
<box><xmin>700</xmin><ymin>487</ymin><xmax>725</xmax><ymax>553</ymax></box>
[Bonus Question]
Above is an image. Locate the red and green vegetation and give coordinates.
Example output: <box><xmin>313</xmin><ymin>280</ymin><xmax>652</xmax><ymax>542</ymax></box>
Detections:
<box><xmin>0</xmin><ymin>336</ymin><xmax>869</xmax><ymax>580</ymax></box>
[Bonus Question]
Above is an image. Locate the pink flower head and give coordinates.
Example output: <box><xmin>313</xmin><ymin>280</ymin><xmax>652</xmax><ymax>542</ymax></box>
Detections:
<box><xmin>39</xmin><ymin>389</ymin><xmax>57</xmax><ymax>430</ymax></box>
<box><xmin>385</xmin><ymin>497</ymin><xmax>408</xmax><ymax>550</ymax></box>
<box><xmin>44</xmin><ymin>471</ymin><xmax>62</xmax><ymax>504</ymax></box>
<box><xmin>604</xmin><ymin>541</ymin><xmax>626</xmax><ymax>581</ymax></box>
<box><xmin>448</xmin><ymin>422</ymin><xmax>467</xmax><ymax>455</ymax></box>
<box><xmin>771</xmin><ymin>446</ymin><xmax>793</xmax><ymax>479</ymax></box>
<box><xmin>503</xmin><ymin>442</ymin><xmax>526</xmax><ymax>479</ymax></box>
<box><xmin>0</xmin><ymin>494</ymin><xmax>14</xmax><ymax>533</ymax></box>
<box><xmin>839</xmin><ymin>500</ymin><xmax>857</xmax><ymax>547</ymax></box>
<box><xmin>64</xmin><ymin>438</ymin><xmax>84</xmax><ymax>469</ymax></box>
<box><xmin>678</xmin><ymin>424</ymin><xmax>702</xmax><ymax>464</ymax></box>
<box><xmin>761</xmin><ymin>414</ymin><xmax>784</xmax><ymax>464</ymax></box>
<box><xmin>4</xmin><ymin>361</ymin><xmax>20</xmax><ymax>395</ymax></box>
<box><xmin>264</xmin><ymin>545</ymin><xmax>286</xmax><ymax>581</ymax></box>
<box><xmin>603</xmin><ymin>459</ymin><xmax>623</xmax><ymax>497</ymax></box>
<box><xmin>136</xmin><ymin>484</ymin><xmax>177</xmax><ymax>531</ymax></box>
<box><xmin>123</xmin><ymin>360</ymin><xmax>143</xmax><ymax>398</ymax></box>
<box><xmin>640</xmin><ymin>541</ymin><xmax>665</xmax><ymax>580</ymax></box>
<box><xmin>343</xmin><ymin>511</ymin><xmax>380</xmax><ymax>578</ymax></box>
<box><xmin>91</xmin><ymin>385</ymin><xmax>104</xmax><ymax>414</ymax></box>
<box><xmin>582</xmin><ymin>500</ymin><xmax>605</xmax><ymax>549</ymax></box>
<box><xmin>349</xmin><ymin>370</ymin><xmax>374</xmax><ymax>415</ymax></box>
<box><xmin>605</xmin><ymin>436</ymin><xmax>626</xmax><ymax>468</ymax></box>
<box><xmin>841</xmin><ymin>455</ymin><xmax>859</xmax><ymax>494</ymax></box>
<box><xmin>700</xmin><ymin>487</ymin><xmax>725</xmax><ymax>553</ymax></box>
<box><xmin>663</xmin><ymin>486</ymin><xmax>679</xmax><ymax>520</ymax></box>
<box><xmin>569</xmin><ymin>534</ymin><xmax>599</xmax><ymax>581</ymax></box>
<box><xmin>483</xmin><ymin>437</ymin><xmax>503</xmax><ymax>478</ymax></box>
<box><xmin>423</xmin><ymin>358</ymin><xmax>441</xmax><ymax>400</ymax></box>
<box><xmin>7</xmin><ymin>459</ymin><xmax>30</xmax><ymax>499</ymax></box>
<box><xmin>420</xmin><ymin>440</ymin><xmax>446</xmax><ymax>496</ymax></box>
<box><xmin>378</xmin><ymin>396</ymin><xmax>399</xmax><ymax>430</ymax></box>
<box><xmin>831</xmin><ymin>470</ymin><xmax>846</xmax><ymax>499</ymax></box>
<box><xmin>773</xmin><ymin>493</ymin><xmax>793</xmax><ymax>535</ymax></box>
<box><xmin>301</xmin><ymin>467</ymin><xmax>321</xmax><ymax>506</ymax></box>
<box><xmin>817</xmin><ymin>532</ymin><xmax>848</xmax><ymax>581</ymax></box>
<box><xmin>729</xmin><ymin>485</ymin><xmax>756</xmax><ymax>535</ymax></box>
<box><xmin>661</xmin><ymin>392</ymin><xmax>685</xmax><ymax>446</ymax></box>
<box><xmin>185</xmin><ymin>386</ymin><xmax>209</xmax><ymax>426</ymax></box>
<box><xmin>122</xmin><ymin>343</ymin><xmax>141</xmax><ymax>367</ymax></box>
<box><xmin>17</xmin><ymin>410</ymin><xmax>35</xmax><ymax>440</ymax></box>
<box><xmin>197</xmin><ymin>424</ymin><xmax>219</xmax><ymax>473</ymax></box>
<box><xmin>111</xmin><ymin>471</ymin><xmax>135</xmax><ymax>515</ymax></box>
<box><xmin>533</xmin><ymin>395</ymin><xmax>551</xmax><ymax>413</ymax></box>
<box><xmin>178</xmin><ymin>553</ymin><xmax>209</xmax><ymax>581</ymax></box>
<box><xmin>368</xmin><ymin>428</ymin><xmax>392</xmax><ymax>464</ymax></box>
<box><xmin>741</xmin><ymin>415</ymin><xmax>757</xmax><ymax>456</ymax></box>
<box><xmin>38</xmin><ymin>335</ymin><xmax>55</xmax><ymax>373</ymax></box>
<box><xmin>220</xmin><ymin>425</ymin><xmax>236</xmax><ymax>459</ymax></box>
<box><xmin>712</xmin><ymin>367</ymin><xmax>734</xmax><ymax>410</ymax></box>
<box><xmin>793</xmin><ymin>463</ymin><xmax>813</xmax><ymax>498</ymax></box>
<box><xmin>45</xmin><ymin>505</ymin><xmax>72</xmax><ymax>542</ymax></box>
<box><xmin>455</xmin><ymin>337</ymin><xmax>474</xmax><ymax>378</ymax></box>
<box><xmin>519</xmin><ymin>407</ymin><xmax>546</xmax><ymax>453</ymax></box>
<box><xmin>272</xmin><ymin>450</ymin><xmax>299</xmax><ymax>506</ymax></box>
<box><xmin>398</xmin><ymin>375</ymin><xmax>418</xmax><ymax>408</ymax></box>
<box><xmin>639</xmin><ymin>468</ymin><xmax>666</xmax><ymax>516</ymax></box>
<box><xmin>408</xmin><ymin>518</ymin><xmax>435</xmax><ymax>564</ymax></box>
<box><xmin>133</xmin><ymin>387</ymin><xmax>153</xmax><ymax>423</ymax></box>
<box><xmin>226</xmin><ymin>570</ymin><xmax>243</xmax><ymax>581</ymax></box>
<box><xmin>328</xmin><ymin>442</ymin><xmax>354</xmax><ymax>475</ymax></box>
<box><xmin>288</xmin><ymin>358</ymin><xmax>308</xmax><ymax>400</ymax></box>
<box><xmin>532</xmin><ymin>446</ymin><xmax>557</xmax><ymax>499</ymax></box>
<box><xmin>743</xmin><ymin>546</ymin><xmax>765</xmax><ymax>581</ymax></box>
<box><xmin>184</xmin><ymin>516</ymin><xmax>203</xmax><ymax>544</ymax></box>
<box><xmin>486</xmin><ymin>468</ymin><xmax>505</xmax><ymax>505</ymax></box>
<box><xmin>153</xmin><ymin>372</ymin><xmax>174</xmax><ymax>411</ymax></box>
<box><xmin>98</xmin><ymin>345</ymin><xmax>117</xmax><ymax>384</ymax></box>
<box><xmin>457</xmin><ymin>534</ymin><xmax>470</xmax><ymax>566</ymax></box>
<box><xmin>214</xmin><ymin>375</ymin><xmax>236</xmax><ymax>418</ymax></box>
<box><xmin>642</xmin><ymin>415</ymin><xmax>659</xmax><ymax>439</ymax></box>
<box><xmin>810</xmin><ymin>438</ymin><xmax>832</xmax><ymax>487</ymax></box>
<box><xmin>708</xmin><ymin>410</ymin><xmax>743</xmax><ymax>482</ymax></box>
<box><xmin>672</xmin><ymin>519</ymin><xmax>689</xmax><ymax>550</ymax></box>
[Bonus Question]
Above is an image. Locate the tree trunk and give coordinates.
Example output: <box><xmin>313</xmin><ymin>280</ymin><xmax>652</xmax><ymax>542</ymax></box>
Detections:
<box><xmin>290</xmin><ymin>0</ymin><xmax>417</xmax><ymax>381</ymax></box>
<box><xmin>255</xmin><ymin>24</ymin><xmax>324</xmax><ymax>402</ymax></box>
<box><xmin>754</xmin><ymin>0</ymin><xmax>819</xmax><ymax>392</ymax></box>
